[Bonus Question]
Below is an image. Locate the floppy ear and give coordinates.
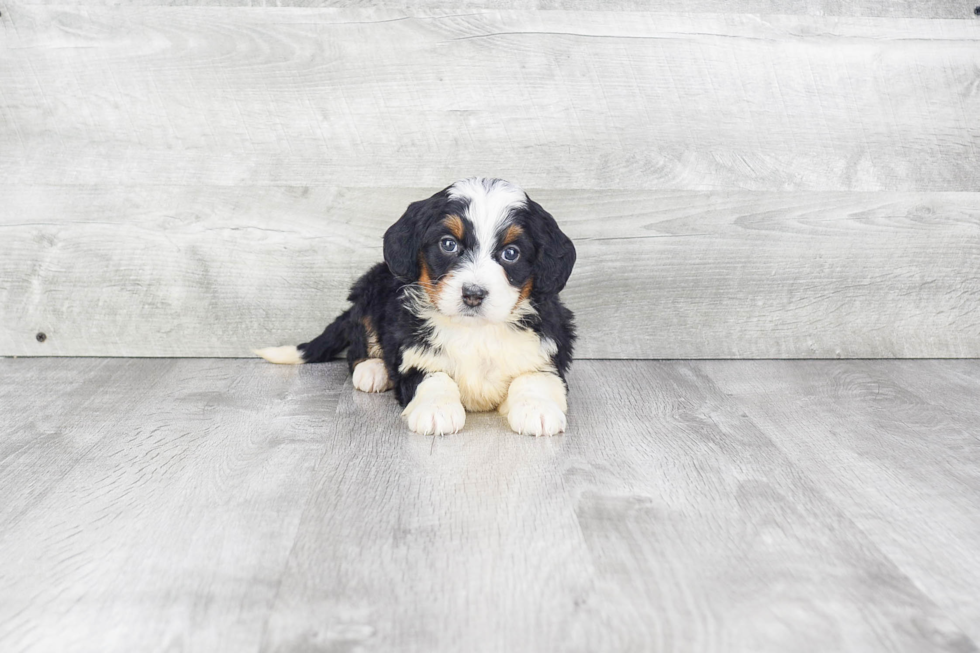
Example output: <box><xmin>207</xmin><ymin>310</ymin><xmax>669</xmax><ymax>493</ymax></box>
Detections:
<box><xmin>383</xmin><ymin>200</ymin><xmax>426</xmax><ymax>282</ymax></box>
<box><xmin>383</xmin><ymin>194</ymin><xmax>446</xmax><ymax>282</ymax></box>
<box><xmin>525</xmin><ymin>197</ymin><xmax>576</xmax><ymax>296</ymax></box>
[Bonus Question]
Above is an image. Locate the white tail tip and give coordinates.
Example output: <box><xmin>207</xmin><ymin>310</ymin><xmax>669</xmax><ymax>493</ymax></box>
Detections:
<box><xmin>253</xmin><ymin>345</ymin><xmax>304</xmax><ymax>365</ymax></box>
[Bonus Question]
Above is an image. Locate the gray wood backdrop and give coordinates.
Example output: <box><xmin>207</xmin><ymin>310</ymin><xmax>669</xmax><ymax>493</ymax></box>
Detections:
<box><xmin>1</xmin><ymin>3</ymin><xmax>978</xmax><ymax>358</ymax></box>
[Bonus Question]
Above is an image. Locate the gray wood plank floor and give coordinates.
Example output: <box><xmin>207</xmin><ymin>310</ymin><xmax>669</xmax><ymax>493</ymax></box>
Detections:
<box><xmin>1</xmin><ymin>358</ymin><xmax>979</xmax><ymax>652</ymax></box>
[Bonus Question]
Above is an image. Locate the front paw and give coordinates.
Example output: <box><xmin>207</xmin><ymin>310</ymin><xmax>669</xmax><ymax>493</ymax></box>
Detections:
<box><xmin>402</xmin><ymin>396</ymin><xmax>466</xmax><ymax>436</ymax></box>
<box><xmin>353</xmin><ymin>359</ymin><xmax>391</xmax><ymax>393</ymax></box>
<box><xmin>505</xmin><ymin>399</ymin><xmax>567</xmax><ymax>437</ymax></box>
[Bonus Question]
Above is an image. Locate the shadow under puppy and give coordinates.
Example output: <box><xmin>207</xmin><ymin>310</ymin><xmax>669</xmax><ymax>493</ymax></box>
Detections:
<box><xmin>255</xmin><ymin>177</ymin><xmax>576</xmax><ymax>436</ymax></box>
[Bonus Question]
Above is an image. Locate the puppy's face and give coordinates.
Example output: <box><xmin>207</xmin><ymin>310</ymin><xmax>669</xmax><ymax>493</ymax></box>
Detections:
<box><xmin>384</xmin><ymin>178</ymin><xmax>575</xmax><ymax>323</ymax></box>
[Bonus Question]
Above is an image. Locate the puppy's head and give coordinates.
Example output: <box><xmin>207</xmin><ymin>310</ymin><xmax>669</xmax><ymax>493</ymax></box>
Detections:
<box><xmin>383</xmin><ymin>177</ymin><xmax>575</xmax><ymax>322</ymax></box>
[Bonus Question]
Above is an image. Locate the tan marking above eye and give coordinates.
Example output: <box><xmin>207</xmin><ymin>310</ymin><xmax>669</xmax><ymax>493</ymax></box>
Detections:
<box><xmin>502</xmin><ymin>224</ymin><xmax>524</xmax><ymax>245</ymax></box>
<box><xmin>444</xmin><ymin>214</ymin><xmax>464</xmax><ymax>239</ymax></box>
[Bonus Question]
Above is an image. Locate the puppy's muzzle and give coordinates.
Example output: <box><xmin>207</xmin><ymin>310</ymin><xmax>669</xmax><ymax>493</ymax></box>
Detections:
<box><xmin>461</xmin><ymin>284</ymin><xmax>487</xmax><ymax>307</ymax></box>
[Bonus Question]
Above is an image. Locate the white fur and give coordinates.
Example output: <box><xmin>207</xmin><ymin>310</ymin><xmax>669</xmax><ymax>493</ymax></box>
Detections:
<box><xmin>440</xmin><ymin>178</ymin><xmax>528</xmax><ymax>322</ymax></box>
<box><xmin>352</xmin><ymin>358</ymin><xmax>391</xmax><ymax>393</ymax></box>
<box><xmin>436</xmin><ymin>251</ymin><xmax>520</xmax><ymax>323</ymax></box>
<box><xmin>400</xmin><ymin>309</ymin><xmax>558</xmax><ymax>412</ymax></box>
<box><xmin>402</xmin><ymin>372</ymin><xmax>466</xmax><ymax>435</ymax></box>
<box><xmin>498</xmin><ymin>372</ymin><xmax>568</xmax><ymax>436</ymax></box>
<box><xmin>447</xmin><ymin>178</ymin><xmax>527</xmax><ymax>245</ymax></box>
<box><xmin>253</xmin><ymin>345</ymin><xmax>304</xmax><ymax>365</ymax></box>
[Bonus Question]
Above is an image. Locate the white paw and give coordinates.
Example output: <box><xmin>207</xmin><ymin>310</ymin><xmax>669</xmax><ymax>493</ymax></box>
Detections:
<box><xmin>505</xmin><ymin>399</ymin><xmax>566</xmax><ymax>436</ymax></box>
<box><xmin>402</xmin><ymin>395</ymin><xmax>466</xmax><ymax>436</ymax></box>
<box><xmin>352</xmin><ymin>359</ymin><xmax>391</xmax><ymax>393</ymax></box>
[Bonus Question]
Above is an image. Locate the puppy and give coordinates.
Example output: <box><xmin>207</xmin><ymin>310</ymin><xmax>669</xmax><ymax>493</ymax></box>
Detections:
<box><xmin>255</xmin><ymin>177</ymin><xmax>576</xmax><ymax>436</ymax></box>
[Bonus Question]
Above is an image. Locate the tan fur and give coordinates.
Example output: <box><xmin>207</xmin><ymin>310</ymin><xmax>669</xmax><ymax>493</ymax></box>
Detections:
<box><xmin>502</xmin><ymin>223</ymin><xmax>524</xmax><ymax>245</ymax></box>
<box><xmin>399</xmin><ymin>306</ymin><xmax>558</xmax><ymax>412</ymax></box>
<box><xmin>419</xmin><ymin>255</ymin><xmax>462</xmax><ymax>309</ymax></box>
<box><xmin>418</xmin><ymin>258</ymin><xmax>441</xmax><ymax>305</ymax></box>
<box><xmin>444</xmin><ymin>214</ymin><xmax>465</xmax><ymax>239</ymax></box>
<box><xmin>518</xmin><ymin>278</ymin><xmax>533</xmax><ymax>303</ymax></box>
<box><xmin>363</xmin><ymin>316</ymin><xmax>384</xmax><ymax>359</ymax></box>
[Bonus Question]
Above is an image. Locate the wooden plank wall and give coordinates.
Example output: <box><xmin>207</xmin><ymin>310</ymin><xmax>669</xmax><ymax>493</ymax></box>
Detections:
<box><xmin>1</xmin><ymin>3</ymin><xmax>978</xmax><ymax>358</ymax></box>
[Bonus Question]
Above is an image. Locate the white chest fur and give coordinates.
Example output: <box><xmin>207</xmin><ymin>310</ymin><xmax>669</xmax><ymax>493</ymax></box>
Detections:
<box><xmin>399</xmin><ymin>315</ymin><xmax>557</xmax><ymax>412</ymax></box>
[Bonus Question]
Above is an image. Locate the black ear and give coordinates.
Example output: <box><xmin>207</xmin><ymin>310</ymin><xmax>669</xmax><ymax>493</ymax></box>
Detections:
<box><xmin>383</xmin><ymin>193</ymin><xmax>446</xmax><ymax>282</ymax></box>
<box><xmin>525</xmin><ymin>197</ymin><xmax>576</xmax><ymax>296</ymax></box>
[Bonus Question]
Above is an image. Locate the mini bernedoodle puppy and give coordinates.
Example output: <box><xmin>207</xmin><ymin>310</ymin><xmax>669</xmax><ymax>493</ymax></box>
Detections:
<box><xmin>255</xmin><ymin>177</ymin><xmax>576</xmax><ymax>436</ymax></box>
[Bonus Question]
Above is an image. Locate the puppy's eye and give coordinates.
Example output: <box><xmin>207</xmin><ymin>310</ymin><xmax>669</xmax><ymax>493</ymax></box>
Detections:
<box><xmin>440</xmin><ymin>237</ymin><xmax>458</xmax><ymax>254</ymax></box>
<box><xmin>501</xmin><ymin>245</ymin><xmax>520</xmax><ymax>263</ymax></box>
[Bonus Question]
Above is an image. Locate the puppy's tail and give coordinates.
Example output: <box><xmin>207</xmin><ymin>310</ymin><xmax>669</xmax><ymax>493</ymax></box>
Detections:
<box><xmin>253</xmin><ymin>308</ymin><xmax>353</xmax><ymax>365</ymax></box>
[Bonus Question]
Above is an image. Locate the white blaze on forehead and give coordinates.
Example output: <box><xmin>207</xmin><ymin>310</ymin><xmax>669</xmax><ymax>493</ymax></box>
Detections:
<box><xmin>447</xmin><ymin>178</ymin><xmax>526</xmax><ymax>250</ymax></box>
<box><xmin>439</xmin><ymin>178</ymin><xmax>527</xmax><ymax>322</ymax></box>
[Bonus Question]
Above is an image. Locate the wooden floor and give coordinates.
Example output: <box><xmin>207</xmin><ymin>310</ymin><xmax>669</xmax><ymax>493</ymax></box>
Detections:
<box><xmin>1</xmin><ymin>358</ymin><xmax>979</xmax><ymax>653</ymax></box>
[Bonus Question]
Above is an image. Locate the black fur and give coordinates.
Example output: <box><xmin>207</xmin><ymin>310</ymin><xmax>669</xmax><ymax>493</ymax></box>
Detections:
<box><xmin>516</xmin><ymin>198</ymin><xmax>577</xmax><ymax>297</ymax></box>
<box><xmin>382</xmin><ymin>188</ymin><xmax>465</xmax><ymax>283</ymax></box>
<box><xmin>522</xmin><ymin>296</ymin><xmax>576</xmax><ymax>383</ymax></box>
<box><xmin>292</xmin><ymin>182</ymin><xmax>576</xmax><ymax>407</ymax></box>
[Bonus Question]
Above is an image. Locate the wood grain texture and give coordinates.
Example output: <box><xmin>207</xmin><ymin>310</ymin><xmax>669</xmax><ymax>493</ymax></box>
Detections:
<box><xmin>0</xmin><ymin>357</ymin><xmax>348</xmax><ymax>653</ymax></box>
<box><xmin>560</xmin><ymin>361</ymin><xmax>977</xmax><ymax>652</ymax></box>
<box><xmin>263</xmin><ymin>359</ymin><xmax>979</xmax><ymax>651</ymax></box>
<box><xmin>3</xmin><ymin>6</ymin><xmax>979</xmax><ymax>359</ymax></box>
<box><xmin>3</xmin><ymin>358</ymin><xmax>979</xmax><ymax>652</ymax></box>
<box><xmin>259</xmin><ymin>385</ymin><xmax>593</xmax><ymax>653</ymax></box>
<box><xmin>0</xmin><ymin>359</ymin><xmax>175</xmax><ymax>530</ymax></box>
<box><xmin>700</xmin><ymin>359</ymin><xmax>980</xmax><ymax>644</ymax></box>
<box><xmin>3</xmin><ymin>185</ymin><xmax>979</xmax><ymax>358</ymax></box>
<box><xmin>1</xmin><ymin>8</ymin><xmax>978</xmax><ymax>191</ymax></box>
<box><xmin>8</xmin><ymin>0</ymin><xmax>979</xmax><ymax>19</ymax></box>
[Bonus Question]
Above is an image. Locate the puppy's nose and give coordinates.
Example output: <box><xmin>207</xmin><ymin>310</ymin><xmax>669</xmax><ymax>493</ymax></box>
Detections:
<box><xmin>461</xmin><ymin>284</ymin><xmax>487</xmax><ymax>307</ymax></box>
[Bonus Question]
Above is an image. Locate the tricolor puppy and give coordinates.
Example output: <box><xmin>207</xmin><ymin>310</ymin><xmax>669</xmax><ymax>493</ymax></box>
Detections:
<box><xmin>255</xmin><ymin>177</ymin><xmax>576</xmax><ymax>436</ymax></box>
